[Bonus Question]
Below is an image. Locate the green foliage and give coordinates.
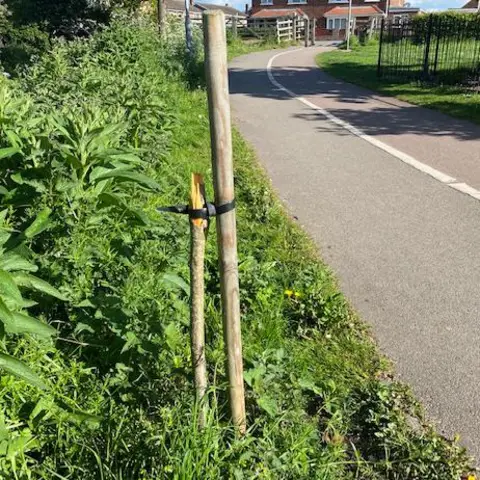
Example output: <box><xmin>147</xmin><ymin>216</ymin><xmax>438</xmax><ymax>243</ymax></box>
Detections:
<box><xmin>5</xmin><ymin>0</ymin><xmax>110</xmax><ymax>32</ymax></box>
<box><xmin>411</xmin><ymin>12</ymin><xmax>480</xmax><ymax>40</ymax></box>
<box><xmin>0</xmin><ymin>13</ymin><xmax>471</xmax><ymax>479</ymax></box>
<box><xmin>361</xmin><ymin>33</ymin><xmax>379</xmax><ymax>47</ymax></box>
<box><xmin>348</xmin><ymin>34</ymin><xmax>360</xmax><ymax>49</ymax></box>
<box><xmin>0</xmin><ymin>23</ymin><xmax>51</xmax><ymax>72</ymax></box>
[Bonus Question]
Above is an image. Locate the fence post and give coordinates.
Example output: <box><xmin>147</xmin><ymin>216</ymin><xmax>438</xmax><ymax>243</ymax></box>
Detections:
<box><xmin>232</xmin><ymin>14</ymin><xmax>238</xmax><ymax>38</ymax></box>
<box><xmin>311</xmin><ymin>18</ymin><xmax>316</xmax><ymax>46</ymax></box>
<box><xmin>292</xmin><ymin>16</ymin><xmax>297</xmax><ymax>41</ymax></box>
<box><xmin>304</xmin><ymin>18</ymin><xmax>310</xmax><ymax>47</ymax></box>
<box><xmin>185</xmin><ymin>0</ymin><xmax>194</xmax><ymax>60</ymax></box>
<box><xmin>189</xmin><ymin>173</ymin><xmax>208</xmax><ymax>428</ymax></box>
<box><xmin>157</xmin><ymin>0</ymin><xmax>166</xmax><ymax>40</ymax></box>
<box><xmin>432</xmin><ymin>16</ymin><xmax>441</xmax><ymax>76</ymax></box>
<box><xmin>422</xmin><ymin>14</ymin><xmax>434</xmax><ymax>80</ymax></box>
<box><xmin>276</xmin><ymin>20</ymin><xmax>281</xmax><ymax>44</ymax></box>
<box><xmin>202</xmin><ymin>10</ymin><xmax>246</xmax><ymax>434</ymax></box>
<box><xmin>377</xmin><ymin>17</ymin><xmax>385</xmax><ymax>77</ymax></box>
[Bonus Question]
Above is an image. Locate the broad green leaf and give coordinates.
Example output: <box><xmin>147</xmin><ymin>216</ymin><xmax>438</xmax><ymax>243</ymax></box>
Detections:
<box><xmin>130</xmin><ymin>208</ymin><xmax>149</xmax><ymax>226</ymax></box>
<box><xmin>90</xmin><ymin>166</ymin><xmax>132</xmax><ymax>183</ymax></box>
<box><xmin>257</xmin><ymin>396</ymin><xmax>279</xmax><ymax>417</ymax></box>
<box><xmin>0</xmin><ymin>147</ymin><xmax>19</xmax><ymax>160</ymax></box>
<box><xmin>59</xmin><ymin>406</ymin><xmax>101</xmax><ymax>425</ymax></box>
<box><xmin>74</xmin><ymin>322</ymin><xmax>94</xmax><ymax>334</ymax></box>
<box><xmin>161</xmin><ymin>273</ymin><xmax>189</xmax><ymax>295</ymax></box>
<box><xmin>7</xmin><ymin>312</ymin><xmax>56</xmax><ymax>338</ymax></box>
<box><xmin>98</xmin><ymin>192</ymin><xmax>127</xmax><ymax>208</ymax></box>
<box><xmin>75</xmin><ymin>299</ymin><xmax>95</xmax><ymax>308</ymax></box>
<box><xmin>121</xmin><ymin>331</ymin><xmax>140</xmax><ymax>353</ymax></box>
<box><xmin>243</xmin><ymin>365</ymin><xmax>266</xmax><ymax>388</ymax></box>
<box><xmin>0</xmin><ymin>186</ymin><xmax>8</xmax><ymax>195</ymax></box>
<box><xmin>0</xmin><ymin>414</ymin><xmax>8</xmax><ymax>442</ymax></box>
<box><xmin>11</xmin><ymin>173</ymin><xmax>23</xmax><ymax>185</ymax></box>
<box><xmin>0</xmin><ymin>298</ymin><xmax>14</xmax><ymax>329</ymax></box>
<box><xmin>12</xmin><ymin>273</ymin><xmax>68</xmax><ymax>301</ymax></box>
<box><xmin>24</xmin><ymin>208</ymin><xmax>52</xmax><ymax>239</ymax></box>
<box><xmin>94</xmin><ymin>169</ymin><xmax>161</xmax><ymax>192</ymax></box>
<box><xmin>4</xmin><ymin>130</ymin><xmax>22</xmax><ymax>149</ymax></box>
<box><xmin>0</xmin><ymin>269</ymin><xmax>23</xmax><ymax>307</ymax></box>
<box><xmin>0</xmin><ymin>252</ymin><xmax>37</xmax><ymax>273</ymax></box>
<box><xmin>0</xmin><ymin>352</ymin><xmax>46</xmax><ymax>390</ymax></box>
<box><xmin>298</xmin><ymin>378</ymin><xmax>322</xmax><ymax>395</ymax></box>
<box><xmin>164</xmin><ymin>323</ymin><xmax>181</xmax><ymax>350</ymax></box>
<box><xmin>109</xmin><ymin>153</ymin><xmax>145</xmax><ymax>165</ymax></box>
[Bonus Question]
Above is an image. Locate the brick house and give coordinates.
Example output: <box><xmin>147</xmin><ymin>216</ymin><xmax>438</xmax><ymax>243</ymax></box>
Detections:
<box><xmin>450</xmin><ymin>0</ymin><xmax>479</xmax><ymax>12</ymax></box>
<box><xmin>250</xmin><ymin>0</ymin><xmax>417</xmax><ymax>38</ymax></box>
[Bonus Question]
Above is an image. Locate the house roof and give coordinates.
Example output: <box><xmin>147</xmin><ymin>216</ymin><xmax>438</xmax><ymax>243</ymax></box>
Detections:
<box><xmin>389</xmin><ymin>7</ymin><xmax>421</xmax><ymax>13</ymax></box>
<box><xmin>166</xmin><ymin>0</ymin><xmax>202</xmax><ymax>13</ymax></box>
<box><xmin>250</xmin><ymin>8</ymin><xmax>307</xmax><ymax>18</ymax></box>
<box><xmin>324</xmin><ymin>5</ymin><xmax>384</xmax><ymax>16</ymax></box>
<box><xmin>196</xmin><ymin>3</ymin><xmax>246</xmax><ymax>17</ymax></box>
<box><xmin>461</xmin><ymin>0</ymin><xmax>478</xmax><ymax>8</ymax></box>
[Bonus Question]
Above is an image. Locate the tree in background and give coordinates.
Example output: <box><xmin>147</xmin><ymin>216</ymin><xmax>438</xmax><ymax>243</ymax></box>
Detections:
<box><xmin>0</xmin><ymin>0</ymin><xmax>142</xmax><ymax>72</ymax></box>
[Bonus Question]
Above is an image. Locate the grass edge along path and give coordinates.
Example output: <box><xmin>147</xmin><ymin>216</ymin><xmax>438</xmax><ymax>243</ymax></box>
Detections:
<box><xmin>316</xmin><ymin>44</ymin><xmax>480</xmax><ymax>125</ymax></box>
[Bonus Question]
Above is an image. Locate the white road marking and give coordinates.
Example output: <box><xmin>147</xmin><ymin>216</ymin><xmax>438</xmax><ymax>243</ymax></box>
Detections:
<box><xmin>266</xmin><ymin>49</ymin><xmax>480</xmax><ymax>202</ymax></box>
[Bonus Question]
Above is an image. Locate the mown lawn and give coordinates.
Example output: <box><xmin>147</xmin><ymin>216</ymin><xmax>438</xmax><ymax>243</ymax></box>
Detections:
<box><xmin>0</xmin><ymin>15</ymin><xmax>473</xmax><ymax>479</ymax></box>
<box><xmin>316</xmin><ymin>44</ymin><xmax>480</xmax><ymax>125</ymax></box>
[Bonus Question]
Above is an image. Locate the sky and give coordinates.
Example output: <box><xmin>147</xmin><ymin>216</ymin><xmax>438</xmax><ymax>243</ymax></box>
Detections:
<box><xmin>200</xmin><ymin>0</ymin><xmax>469</xmax><ymax>15</ymax></box>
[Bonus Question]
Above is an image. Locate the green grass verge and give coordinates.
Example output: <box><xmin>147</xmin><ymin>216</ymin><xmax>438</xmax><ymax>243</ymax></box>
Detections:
<box><xmin>316</xmin><ymin>44</ymin><xmax>480</xmax><ymax>125</ymax></box>
<box><xmin>0</xmin><ymin>19</ymin><xmax>472</xmax><ymax>479</ymax></box>
<box><xmin>227</xmin><ymin>35</ymin><xmax>298</xmax><ymax>61</ymax></box>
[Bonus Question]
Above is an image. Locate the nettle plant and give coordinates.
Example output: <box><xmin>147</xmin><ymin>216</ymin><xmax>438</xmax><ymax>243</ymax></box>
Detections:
<box><xmin>51</xmin><ymin>107</ymin><xmax>161</xmax><ymax>223</ymax></box>
<box><xmin>0</xmin><ymin>207</ymin><xmax>65</xmax><ymax>389</ymax></box>
<box><xmin>0</xmin><ymin>77</ymin><xmax>163</xmax><ymax>389</ymax></box>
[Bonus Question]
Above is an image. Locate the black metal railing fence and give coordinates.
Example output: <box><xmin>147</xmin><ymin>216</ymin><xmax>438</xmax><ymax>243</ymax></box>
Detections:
<box><xmin>377</xmin><ymin>14</ymin><xmax>480</xmax><ymax>86</ymax></box>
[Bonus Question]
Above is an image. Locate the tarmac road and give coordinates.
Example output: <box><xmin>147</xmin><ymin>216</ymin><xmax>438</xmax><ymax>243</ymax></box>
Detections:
<box><xmin>229</xmin><ymin>46</ymin><xmax>480</xmax><ymax>461</ymax></box>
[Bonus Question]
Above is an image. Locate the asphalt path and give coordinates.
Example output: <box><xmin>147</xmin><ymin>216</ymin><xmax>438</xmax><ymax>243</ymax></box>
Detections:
<box><xmin>229</xmin><ymin>46</ymin><xmax>480</xmax><ymax>461</ymax></box>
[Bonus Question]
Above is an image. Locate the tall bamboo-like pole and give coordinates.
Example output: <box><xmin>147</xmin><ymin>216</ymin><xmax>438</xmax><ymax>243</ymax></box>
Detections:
<box><xmin>189</xmin><ymin>173</ymin><xmax>208</xmax><ymax>428</ymax></box>
<box><xmin>185</xmin><ymin>0</ymin><xmax>194</xmax><ymax>59</ymax></box>
<box><xmin>158</xmin><ymin>0</ymin><xmax>166</xmax><ymax>40</ymax></box>
<box><xmin>346</xmin><ymin>0</ymin><xmax>353</xmax><ymax>50</ymax></box>
<box><xmin>202</xmin><ymin>10</ymin><xmax>246</xmax><ymax>433</ymax></box>
<box><xmin>311</xmin><ymin>17</ymin><xmax>316</xmax><ymax>46</ymax></box>
<box><xmin>304</xmin><ymin>18</ymin><xmax>310</xmax><ymax>47</ymax></box>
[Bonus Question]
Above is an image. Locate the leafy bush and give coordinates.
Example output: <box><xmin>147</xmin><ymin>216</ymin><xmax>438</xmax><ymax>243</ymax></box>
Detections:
<box><xmin>411</xmin><ymin>12</ymin><xmax>480</xmax><ymax>42</ymax></box>
<box><xmin>361</xmin><ymin>33</ymin><xmax>379</xmax><ymax>47</ymax></box>
<box><xmin>0</xmin><ymin>23</ymin><xmax>51</xmax><ymax>73</ymax></box>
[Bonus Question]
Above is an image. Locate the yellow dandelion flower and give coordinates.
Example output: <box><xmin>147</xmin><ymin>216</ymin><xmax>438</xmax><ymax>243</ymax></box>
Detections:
<box><xmin>284</xmin><ymin>290</ymin><xmax>294</xmax><ymax>297</ymax></box>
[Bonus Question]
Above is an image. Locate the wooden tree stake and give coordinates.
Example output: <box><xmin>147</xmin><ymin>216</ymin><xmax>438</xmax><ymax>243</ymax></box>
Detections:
<box><xmin>189</xmin><ymin>173</ymin><xmax>208</xmax><ymax>428</ymax></box>
<box><xmin>203</xmin><ymin>10</ymin><xmax>246</xmax><ymax>433</ymax></box>
<box><xmin>304</xmin><ymin>18</ymin><xmax>310</xmax><ymax>47</ymax></box>
<box><xmin>158</xmin><ymin>0</ymin><xmax>166</xmax><ymax>40</ymax></box>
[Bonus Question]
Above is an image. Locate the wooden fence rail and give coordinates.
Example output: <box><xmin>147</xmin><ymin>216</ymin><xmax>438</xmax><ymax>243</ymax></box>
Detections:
<box><xmin>168</xmin><ymin>11</ymin><xmax>311</xmax><ymax>45</ymax></box>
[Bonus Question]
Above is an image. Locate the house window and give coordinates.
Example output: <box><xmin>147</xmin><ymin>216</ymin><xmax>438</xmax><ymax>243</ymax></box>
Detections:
<box><xmin>393</xmin><ymin>14</ymin><xmax>408</xmax><ymax>24</ymax></box>
<box><xmin>260</xmin><ymin>0</ymin><xmax>273</xmax><ymax>4</ymax></box>
<box><xmin>327</xmin><ymin>17</ymin><xmax>347</xmax><ymax>29</ymax></box>
<box><xmin>287</xmin><ymin>0</ymin><xmax>307</xmax><ymax>4</ymax></box>
<box><xmin>328</xmin><ymin>0</ymin><xmax>349</xmax><ymax>4</ymax></box>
